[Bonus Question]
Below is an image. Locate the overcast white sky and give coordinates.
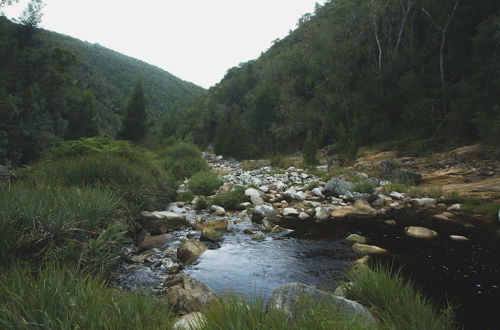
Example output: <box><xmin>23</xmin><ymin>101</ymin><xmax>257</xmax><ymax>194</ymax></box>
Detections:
<box><xmin>2</xmin><ymin>0</ymin><xmax>325</xmax><ymax>88</ymax></box>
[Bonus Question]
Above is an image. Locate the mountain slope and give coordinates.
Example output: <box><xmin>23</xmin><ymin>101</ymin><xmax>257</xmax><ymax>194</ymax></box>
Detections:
<box><xmin>0</xmin><ymin>17</ymin><xmax>205</xmax><ymax>164</ymax></box>
<box><xmin>178</xmin><ymin>0</ymin><xmax>499</xmax><ymax>159</ymax></box>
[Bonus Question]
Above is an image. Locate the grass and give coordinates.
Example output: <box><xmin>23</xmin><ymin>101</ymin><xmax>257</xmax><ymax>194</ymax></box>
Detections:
<box><xmin>160</xmin><ymin>142</ymin><xmax>209</xmax><ymax>180</ymax></box>
<box><xmin>352</xmin><ymin>180</ymin><xmax>375</xmax><ymax>194</ymax></box>
<box><xmin>212</xmin><ymin>186</ymin><xmax>248</xmax><ymax>210</ymax></box>
<box><xmin>0</xmin><ymin>183</ymin><xmax>126</xmax><ymax>272</ymax></box>
<box><xmin>381</xmin><ymin>183</ymin><xmax>408</xmax><ymax>195</ymax></box>
<box><xmin>0</xmin><ymin>264</ymin><xmax>172</xmax><ymax>329</ymax></box>
<box><xmin>194</xmin><ymin>197</ymin><xmax>209</xmax><ymax>210</ymax></box>
<box><xmin>344</xmin><ymin>264</ymin><xmax>455</xmax><ymax>330</ymax></box>
<box><xmin>306</xmin><ymin>181</ymin><xmax>320</xmax><ymax>190</ymax></box>
<box><xmin>189</xmin><ymin>171</ymin><xmax>223</xmax><ymax>196</ymax></box>
<box><xmin>178</xmin><ymin>190</ymin><xmax>195</xmax><ymax>202</ymax></box>
<box><xmin>270</xmin><ymin>154</ymin><xmax>294</xmax><ymax>169</ymax></box>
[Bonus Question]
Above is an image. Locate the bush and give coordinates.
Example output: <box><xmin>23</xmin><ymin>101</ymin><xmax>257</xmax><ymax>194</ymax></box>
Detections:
<box><xmin>0</xmin><ymin>265</ymin><xmax>172</xmax><ymax>329</ymax></box>
<box><xmin>189</xmin><ymin>171</ymin><xmax>222</xmax><ymax>196</ymax></box>
<box><xmin>0</xmin><ymin>184</ymin><xmax>125</xmax><ymax>272</ymax></box>
<box><xmin>306</xmin><ymin>181</ymin><xmax>320</xmax><ymax>191</ymax></box>
<box><xmin>177</xmin><ymin>190</ymin><xmax>194</xmax><ymax>202</ymax></box>
<box><xmin>352</xmin><ymin>180</ymin><xmax>375</xmax><ymax>194</ymax></box>
<box><xmin>344</xmin><ymin>264</ymin><xmax>455</xmax><ymax>330</ymax></box>
<box><xmin>25</xmin><ymin>153</ymin><xmax>176</xmax><ymax>216</ymax></box>
<box><xmin>270</xmin><ymin>154</ymin><xmax>294</xmax><ymax>169</ymax></box>
<box><xmin>194</xmin><ymin>197</ymin><xmax>208</xmax><ymax>210</ymax></box>
<box><xmin>212</xmin><ymin>186</ymin><xmax>247</xmax><ymax>210</ymax></box>
<box><xmin>159</xmin><ymin>142</ymin><xmax>209</xmax><ymax>180</ymax></box>
<box><xmin>303</xmin><ymin>130</ymin><xmax>318</xmax><ymax>166</ymax></box>
<box><xmin>381</xmin><ymin>183</ymin><xmax>408</xmax><ymax>195</ymax></box>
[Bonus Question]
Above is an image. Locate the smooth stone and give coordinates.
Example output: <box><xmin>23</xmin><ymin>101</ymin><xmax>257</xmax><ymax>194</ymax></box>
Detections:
<box><xmin>311</xmin><ymin>187</ymin><xmax>325</xmax><ymax>198</ymax></box>
<box><xmin>405</xmin><ymin>226</ymin><xmax>438</xmax><ymax>239</ymax></box>
<box><xmin>177</xmin><ymin>239</ymin><xmax>207</xmax><ymax>264</ymax></box>
<box><xmin>139</xmin><ymin>211</ymin><xmax>189</xmax><ymax>233</ymax></box>
<box><xmin>267</xmin><ymin>282</ymin><xmax>375</xmax><ymax>323</ymax></box>
<box><xmin>389</xmin><ymin>191</ymin><xmax>404</xmax><ymax>200</ymax></box>
<box><xmin>195</xmin><ymin>218</ymin><xmax>228</xmax><ymax>231</ymax></box>
<box><xmin>325</xmin><ymin>178</ymin><xmax>355</xmax><ymax>196</ymax></box>
<box><xmin>352</xmin><ymin>243</ymin><xmax>388</xmax><ymax>255</ymax></box>
<box><xmin>283</xmin><ymin>207</ymin><xmax>300</xmax><ymax>216</ymax></box>
<box><xmin>259</xmin><ymin>218</ymin><xmax>274</xmax><ymax>232</ymax></box>
<box><xmin>331</xmin><ymin>200</ymin><xmax>377</xmax><ymax>218</ymax></box>
<box><xmin>450</xmin><ymin>235</ymin><xmax>469</xmax><ymax>241</ymax></box>
<box><xmin>173</xmin><ymin>312</ymin><xmax>206</xmax><ymax>330</ymax></box>
<box><xmin>448</xmin><ymin>204</ymin><xmax>461</xmax><ymax>211</ymax></box>
<box><xmin>164</xmin><ymin>274</ymin><xmax>218</xmax><ymax>314</ymax></box>
<box><xmin>433</xmin><ymin>214</ymin><xmax>449</xmax><ymax>221</ymax></box>
<box><xmin>251</xmin><ymin>234</ymin><xmax>265</xmax><ymax>241</ymax></box>
<box><xmin>243</xmin><ymin>228</ymin><xmax>254</xmax><ymax>235</ymax></box>
<box><xmin>384</xmin><ymin>220</ymin><xmax>397</xmax><ymax>226</ymax></box>
<box><xmin>138</xmin><ymin>233</ymin><xmax>173</xmax><ymax>251</ymax></box>
<box><xmin>252</xmin><ymin>205</ymin><xmax>276</xmax><ymax>223</ymax></box>
<box><xmin>210</xmin><ymin>205</ymin><xmax>226</xmax><ymax>216</ymax></box>
<box><xmin>298</xmin><ymin>212</ymin><xmax>310</xmax><ymax>220</ymax></box>
<box><xmin>200</xmin><ymin>228</ymin><xmax>223</xmax><ymax>243</ymax></box>
<box><xmin>245</xmin><ymin>187</ymin><xmax>264</xmax><ymax>198</ymax></box>
<box><xmin>250</xmin><ymin>195</ymin><xmax>265</xmax><ymax>205</ymax></box>
<box><xmin>346</xmin><ymin>234</ymin><xmax>367</xmax><ymax>244</ymax></box>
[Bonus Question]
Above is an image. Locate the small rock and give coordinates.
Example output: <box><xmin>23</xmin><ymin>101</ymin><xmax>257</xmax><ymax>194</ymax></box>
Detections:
<box><xmin>389</xmin><ymin>202</ymin><xmax>401</xmax><ymax>209</ymax></box>
<box><xmin>331</xmin><ymin>200</ymin><xmax>377</xmax><ymax>218</ymax></box>
<box><xmin>272</xmin><ymin>225</ymin><xmax>286</xmax><ymax>233</ymax></box>
<box><xmin>389</xmin><ymin>191</ymin><xmax>404</xmax><ymax>200</ymax></box>
<box><xmin>200</xmin><ymin>228</ymin><xmax>223</xmax><ymax>242</ymax></box>
<box><xmin>210</xmin><ymin>205</ymin><xmax>226</xmax><ymax>216</ymax></box>
<box><xmin>177</xmin><ymin>239</ymin><xmax>207</xmax><ymax>264</ymax></box>
<box><xmin>245</xmin><ymin>187</ymin><xmax>264</xmax><ymax>198</ymax></box>
<box><xmin>315</xmin><ymin>206</ymin><xmax>334</xmax><ymax>221</ymax></box>
<box><xmin>448</xmin><ymin>204</ymin><xmax>461</xmax><ymax>211</ymax></box>
<box><xmin>450</xmin><ymin>235</ymin><xmax>469</xmax><ymax>242</ymax></box>
<box><xmin>283</xmin><ymin>207</ymin><xmax>300</xmax><ymax>216</ymax></box>
<box><xmin>325</xmin><ymin>178</ymin><xmax>355</xmax><ymax>196</ymax></box>
<box><xmin>138</xmin><ymin>233</ymin><xmax>173</xmax><ymax>251</ymax></box>
<box><xmin>299</xmin><ymin>212</ymin><xmax>310</xmax><ymax>220</ymax></box>
<box><xmin>259</xmin><ymin>218</ymin><xmax>274</xmax><ymax>232</ymax></box>
<box><xmin>243</xmin><ymin>228</ymin><xmax>254</xmax><ymax>235</ymax></box>
<box><xmin>346</xmin><ymin>234</ymin><xmax>367</xmax><ymax>244</ymax></box>
<box><xmin>139</xmin><ymin>211</ymin><xmax>189</xmax><ymax>233</ymax></box>
<box><xmin>405</xmin><ymin>226</ymin><xmax>438</xmax><ymax>239</ymax></box>
<box><xmin>432</xmin><ymin>214</ymin><xmax>449</xmax><ymax>221</ymax></box>
<box><xmin>311</xmin><ymin>187</ymin><xmax>325</xmax><ymax>198</ymax></box>
<box><xmin>251</xmin><ymin>234</ymin><xmax>265</xmax><ymax>241</ymax></box>
<box><xmin>173</xmin><ymin>312</ymin><xmax>206</xmax><ymax>330</ymax></box>
<box><xmin>252</xmin><ymin>205</ymin><xmax>276</xmax><ymax>223</ymax></box>
<box><xmin>250</xmin><ymin>195</ymin><xmax>265</xmax><ymax>206</ymax></box>
<box><xmin>352</xmin><ymin>243</ymin><xmax>388</xmax><ymax>255</ymax></box>
<box><xmin>165</xmin><ymin>275</ymin><xmax>218</xmax><ymax>314</ymax></box>
<box><xmin>195</xmin><ymin>218</ymin><xmax>228</xmax><ymax>231</ymax></box>
<box><xmin>384</xmin><ymin>220</ymin><xmax>397</xmax><ymax>226</ymax></box>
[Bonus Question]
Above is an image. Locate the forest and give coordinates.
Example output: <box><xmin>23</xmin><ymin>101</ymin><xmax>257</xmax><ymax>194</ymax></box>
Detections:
<box><xmin>0</xmin><ymin>16</ymin><xmax>204</xmax><ymax>165</ymax></box>
<box><xmin>176</xmin><ymin>0</ymin><xmax>499</xmax><ymax>160</ymax></box>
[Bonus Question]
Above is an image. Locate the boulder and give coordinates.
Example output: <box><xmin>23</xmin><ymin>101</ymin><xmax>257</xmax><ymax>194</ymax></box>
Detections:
<box><xmin>252</xmin><ymin>205</ymin><xmax>276</xmax><ymax>223</ymax></box>
<box><xmin>250</xmin><ymin>195</ymin><xmax>265</xmax><ymax>206</ymax></box>
<box><xmin>195</xmin><ymin>218</ymin><xmax>228</xmax><ymax>231</ymax></box>
<box><xmin>299</xmin><ymin>212</ymin><xmax>310</xmax><ymax>220</ymax></box>
<box><xmin>200</xmin><ymin>228</ymin><xmax>223</xmax><ymax>243</ymax></box>
<box><xmin>411</xmin><ymin>198</ymin><xmax>437</xmax><ymax>207</ymax></box>
<box><xmin>210</xmin><ymin>205</ymin><xmax>226</xmax><ymax>216</ymax></box>
<box><xmin>245</xmin><ymin>187</ymin><xmax>264</xmax><ymax>198</ymax></box>
<box><xmin>259</xmin><ymin>218</ymin><xmax>274</xmax><ymax>232</ymax></box>
<box><xmin>325</xmin><ymin>178</ymin><xmax>354</xmax><ymax>196</ymax></box>
<box><xmin>267</xmin><ymin>282</ymin><xmax>375</xmax><ymax>323</ymax></box>
<box><xmin>346</xmin><ymin>234</ymin><xmax>367</xmax><ymax>244</ymax></box>
<box><xmin>315</xmin><ymin>206</ymin><xmax>335</xmax><ymax>221</ymax></box>
<box><xmin>243</xmin><ymin>228</ymin><xmax>254</xmax><ymax>235</ymax></box>
<box><xmin>404</xmin><ymin>226</ymin><xmax>438</xmax><ymax>239</ymax></box>
<box><xmin>311</xmin><ymin>187</ymin><xmax>325</xmax><ymax>198</ymax></box>
<box><xmin>138</xmin><ymin>233</ymin><xmax>174</xmax><ymax>251</ymax></box>
<box><xmin>331</xmin><ymin>200</ymin><xmax>377</xmax><ymax>218</ymax></box>
<box><xmin>283</xmin><ymin>207</ymin><xmax>300</xmax><ymax>217</ymax></box>
<box><xmin>173</xmin><ymin>312</ymin><xmax>206</xmax><ymax>330</ymax></box>
<box><xmin>352</xmin><ymin>243</ymin><xmax>388</xmax><ymax>255</ymax></box>
<box><xmin>251</xmin><ymin>234</ymin><xmax>265</xmax><ymax>241</ymax></box>
<box><xmin>165</xmin><ymin>274</ymin><xmax>219</xmax><ymax>314</ymax></box>
<box><xmin>177</xmin><ymin>239</ymin><xmax>207</xmax><ymax>264</ymax></box>
<box><xmin>389</xmin><ymin>191</ymin><xmax>404</xmax><ymax>200</ymax></box>
<box><xmin>139</xmin><ymin>211</ymin><xmax>189</xmax><ymax>233</ymax></box>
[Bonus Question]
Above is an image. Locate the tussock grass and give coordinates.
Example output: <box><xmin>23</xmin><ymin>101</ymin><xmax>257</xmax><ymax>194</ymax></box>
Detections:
<box><xmin>0</xmin><ymin>264</ymin><xmax>172</xmax><ymax>329</ymax></box>
<box><xmin>344</xmin><ymin>264</ymin><xmax>455</xmax><ymax>330</ymax></box>
<box><xmin>352</xmin><ymin>180</ymin><xmax>375</xmax><ymax>194</ymax></box>
<box><xmin>212</xmin><ymin>186</ymin><xmax>247</xmax><ymax>210</ymax></box>
<box><xmin>0</xmin><ymin>184</ymin><xmax>126</xmax><ymax>272</ymax></box>
<box><xmin>189</xmin><ymin>171</ymin><xmax>222</xmax><ymax>196</ymax></box>
<box><xmin>160</xmin><ymin>142</ymin><xmax>209</xmax><ymax>180</ymax></box>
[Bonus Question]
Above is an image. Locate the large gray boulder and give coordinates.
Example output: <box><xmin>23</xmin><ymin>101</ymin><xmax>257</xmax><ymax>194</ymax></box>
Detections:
<box><xmin>252</xmin><ymin>205</ymin><xmax>276</xmax><ymax>223</ymax></box>
<box><xmin>165</xmin><ymin>274</ymin><xmax>219</xmax><ymax>314</ymax></box>
<box><xmin>139</xmin><ymin>211</ymin><xmax>190</xmax><ymax>233</ymax></box>
<box><xmin>325</xmin><ymin>178</ymin><xmax>355</xmax><ymax>196</ymax></box>
<box><xmin>267</xmin><ymin>282</ymin><xmax>375</xmax><ymax>323</ymax></box>
<box><xmin>177</xmin><ymin>239</ymin><xmax>207</xmax><ymax>264</ymax></box>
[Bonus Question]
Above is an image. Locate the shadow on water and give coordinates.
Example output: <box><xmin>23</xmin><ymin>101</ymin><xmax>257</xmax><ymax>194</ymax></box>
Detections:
<box><xmin>186</xmin><ymin>209</ymin><xmax>500</xmax><ymax>329</ymax></box>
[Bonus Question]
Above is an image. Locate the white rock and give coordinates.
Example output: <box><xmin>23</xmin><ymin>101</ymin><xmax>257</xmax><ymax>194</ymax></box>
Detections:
<box><xmin>299</xmin><ymin>212</ymin><xmax>310</xmax><ymax>220</ymax></box>
<box><xmin>283</xmin><ymin>208</ymin><xmax>300</xmax><ymax>216</ymax></box>
<box><xmin>174</xmin><ymin>313</ymin><xmax>206</xmax><ymax>330</ymax></box>
<box><xmin>245</xmin><ymin>188</ymin><xmax>264</xmax><ymax>198</ymax></box>
<box><xmin>448</xmin><ymin>204</ymin><xmax>461</xmax><ymax>211</ymax></box>
<box><xmin>390</xmin><ymin>191</ymin><xmax>404</xmax><ymax>200</ymax></box>
<box><xmin>450</xmin><ymin>235</ymin><xmax>469</xmax><ymax>241</ymax></box>
<box><xmin>312</xmin><ymin>187</ymin><xmax>325</xmax><ymax>198</ymax></box>
<box><xmin>250</xmin><ymin>195</ymin><xmax>265</xmax><ymax>206</ymax></box>
<box><xmin>210</xmin><ymin>205</ymin><xmax>225</xmax><ymax>216</ymax></box>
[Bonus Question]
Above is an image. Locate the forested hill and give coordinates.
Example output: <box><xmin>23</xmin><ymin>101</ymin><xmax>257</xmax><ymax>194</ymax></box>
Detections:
<box><xmin>0</xmin><ymin>17</ymin><xmax>204</xmax><ymax>164</ymax></box>
<box><xmin>178</xmin><ymin>0</ymin><xmax>499</xmax><ymax>159</ymax></box>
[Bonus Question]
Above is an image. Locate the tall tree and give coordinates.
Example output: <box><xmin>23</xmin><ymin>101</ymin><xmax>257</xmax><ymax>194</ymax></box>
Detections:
<box><xmin>118</xmin><ymin>77</ymin><xmax>148</xmax><ymax>142</ymax></box>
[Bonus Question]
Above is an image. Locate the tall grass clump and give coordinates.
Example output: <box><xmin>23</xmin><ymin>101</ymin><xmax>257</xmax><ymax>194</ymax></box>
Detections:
<box><xmin>212</xmin><ymin>186</ymin><xmax>248</xmax><ymax>210</ymax></box>
<box><xmin>25</xmin><ymin>153</ymin><xmax>175</xmax><ymax>216</ymax></box>
<box><xmin>0</xmin><ymin>184</ymin><xmax>125</xmax><ymax>272</ymax></box>
<box><xmin>0</xmin><ymin>265</ymin><xmax>172</xmax><ymax>329</ymax></box>
<box><xmin>189</xmin><ymin>171</ymin><xmax>222</xmax><ymax>196</ymax></box>
<box><xmin>352</xmin><ymin>180</ymin><xmax>375</xmax><ymax>194</ymax></box>
<box><xmin>160</xmin><ymin>142</ymin><xmax>209</xmax><ymax>180</ymax></box>
<box><xmin>344</xmin><ymin>264</ymin><xmax>455</xmax><ymax>330</ymax></box>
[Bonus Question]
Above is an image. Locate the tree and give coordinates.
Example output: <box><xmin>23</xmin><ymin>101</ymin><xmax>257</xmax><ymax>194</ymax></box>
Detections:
<box><xmin>303</xmin><ymin>130</ymin><xmax>318</xmax><ymax>166</ymax></box>
<box><xmin>117</xmin><ymin>78</ymin><xmax>148</xmax><ymax>142</ymax></box>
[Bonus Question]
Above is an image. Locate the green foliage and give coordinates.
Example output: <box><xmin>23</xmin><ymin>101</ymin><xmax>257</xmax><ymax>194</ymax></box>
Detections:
<box><xmin>345</xmin><ymin>264</ymin><xmax>455</xmax><ymax>330</ymax></box>
<box><xmin>352</xmin><ymin>180</ymin><xmax>375</xmax><ymax>194</ymax></box>
<box><xmin>270</xmin><ymin>154</ymin><xmax>294</xmax><ymax>169</ymax></box>
<box><xmin>0</xmin><ymin>184</ymin><xmax>125</xmax><ymax>272</ymax></box>
<box><xmin>177</xmin><ymin>190</ymin><xmax>194</xmax><ymax>203</ymax></box>
<box><xmin>159</xmin><ymin>142</ymin><xmax>209</xmax><ymax>180</ymax></box>
<box><xmin>0</xmin><ymin>265</ymin><xmax>172</xmax><ymax>329</ymax></box>
<box><xmin>26</xmin><ymin>150</ymin><xmax>176</xmax><ymax>216</ymax></box>
<box><xmin>212</xmin><ymin>186</ymin><xmax>247</xmax><ymax>210</ymax></box>
<box><xmin>177</xmin><ymin>0</ymin><xmax>498</xmax><ymax>158</ymax></box>
<box><xmin>306</xmin><ymin>181</ymin><xmax>320</xmax><ymax>191</ymax></box>
<box><xmin>194</xmin><ymin>197</ymin><xmax>209</xmax><ymax>210</ymax></box>
<box><xmin>381</xmin><ymin>183</ymin><xmax>409</xmax><ymax>195</ymax></box>
<box><xmin>118</xmin><ymin>77</ymin><xmax>149</xmax><ymax>142</ymax></box>
<box><xmin>189</xmin><ymin>171</ymin><xmax>222</xmax><ymax>196</ymax></box>
<box><xmin>303</xmin><ymin>130</ymin><xmax>318</xmax><ymax>166</ymax></box>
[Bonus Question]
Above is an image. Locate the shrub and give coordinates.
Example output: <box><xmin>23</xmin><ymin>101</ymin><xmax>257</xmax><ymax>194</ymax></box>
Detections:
<box><xmin>189</xmin><ymin>171</ymin><xmax>222</xmax><ymax>196</ymax></box>
<box><xmin>381</xmin><ymin>183</ymin><xmax>408</xmax><ymax>195</ymax></box>
<box><xmin>0</xmin><ymin>184</ymin><xmax>125</xmax><ymax>272</ymax></box>
<box><xmin>344</xmin><ymin>264</ymin><xmax>455</xmax><ymax>330</ymax></box>
<box><xmin>177</xmin><ymin>190</ymin><xmax>194</xmax><ymax>202</ymax></box>
<box><xmin>303</xmin><ymin>130</ymin><xmax>318</xmax><ymax>166</ymax></box>
<box><xmin>194</xmin><ymin>197</ymin><xmax>208</xmax><ymax>210</ymax></box>
<box><xmin>306</xmin><ymin>181</ymin><xmax>320</xmax><ymax>191</ymax></box>
<box><xmin>212</xmin><ymin>186</ymin><xmax>247</xmax><ymax>210</ymax></box>
<box><xmin>352</xmin><ymin>180</ymin><xmax>375</xmax><ymax>194</ymax></box>
<box><xmin>159</xmin><ymin>142</ymin><xmax>209</xmax><ymax>180</ymax></box>
<box><xmin>0</xmin><ymin>265</ymin><xmax>172</xmax><ymax>329</ymax></box>
<box><xmin>270</xmin><ymin>154</ymin><xmax>294</xmax><ymax>169</ymax></box>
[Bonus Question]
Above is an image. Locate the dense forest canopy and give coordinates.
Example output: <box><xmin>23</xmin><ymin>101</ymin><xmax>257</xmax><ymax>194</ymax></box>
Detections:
<box><xmin>176</xmin><ymin>0</ymin><xmax>499</xmax><ymax>159</ymax></box>
<box><xmin>0</xmin><ymin>16</ymin><xmax>204</xmax><ymax>164</ymax></box>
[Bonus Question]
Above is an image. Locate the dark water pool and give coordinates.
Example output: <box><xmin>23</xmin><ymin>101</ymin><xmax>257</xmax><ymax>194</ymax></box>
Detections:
<box><xmin>186</xmin><ymin>210</ymin><xmax>500</xmax><ymax>329</ymax></box>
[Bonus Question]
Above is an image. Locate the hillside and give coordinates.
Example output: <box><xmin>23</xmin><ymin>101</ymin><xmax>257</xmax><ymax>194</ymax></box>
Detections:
<box><xmin>177</xmin><ymin>0</ymin><xmax>499</xmax><ymax>160</ymax></box>
<box><xmin>0</xmin><ymin>16</ymin><xmax>205</xmax><ymax>164</ymax></box>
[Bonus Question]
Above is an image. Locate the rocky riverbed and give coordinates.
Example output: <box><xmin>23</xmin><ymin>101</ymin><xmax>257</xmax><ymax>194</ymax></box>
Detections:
<box><xmin>112</xmin><ymin>150</ymin><xmax>500</xmax><ymax>329</ymax></box>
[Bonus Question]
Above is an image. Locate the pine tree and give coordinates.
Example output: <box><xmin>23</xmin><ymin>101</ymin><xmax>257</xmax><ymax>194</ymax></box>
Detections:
<box><xmin>118</xmin><ymin>78</ymin><xmax>148</xmax><ymax>142</ymax></box>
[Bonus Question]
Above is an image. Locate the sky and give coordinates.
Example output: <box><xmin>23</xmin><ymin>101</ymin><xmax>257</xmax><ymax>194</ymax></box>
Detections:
<box><xmin>2</xmin><ymin>0</ymin><xmax>326</xmax><ymax>88</ymax></box>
